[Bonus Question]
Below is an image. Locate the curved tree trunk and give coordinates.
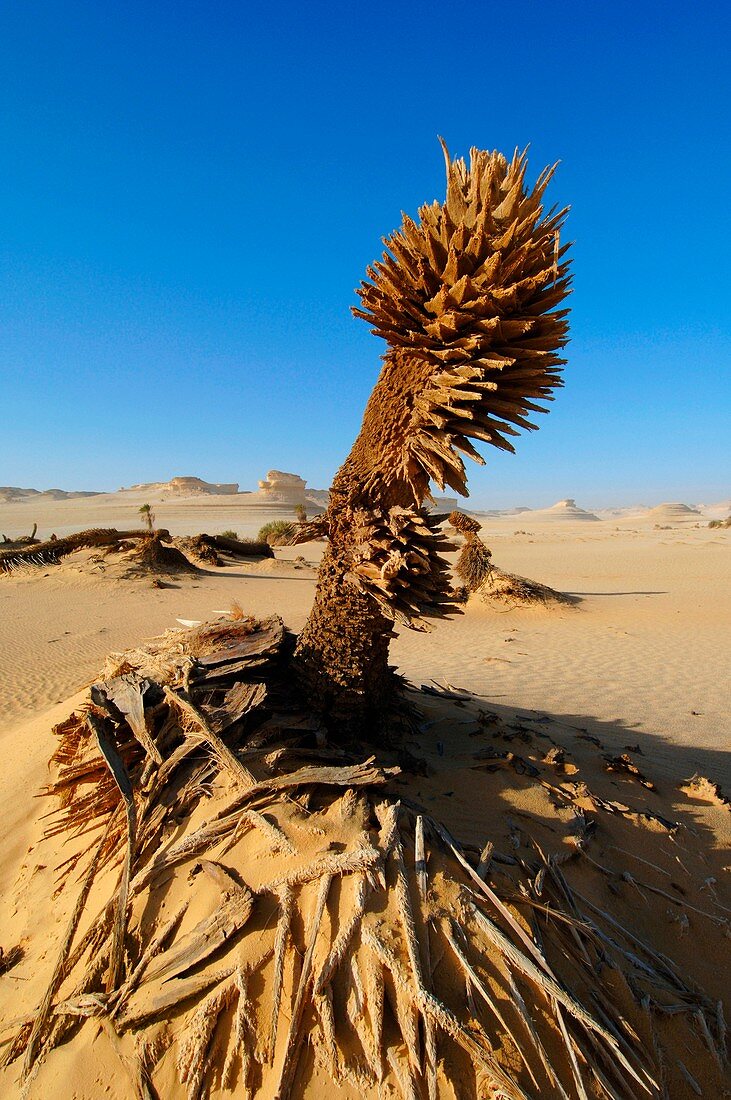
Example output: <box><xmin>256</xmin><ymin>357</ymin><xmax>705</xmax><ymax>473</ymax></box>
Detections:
<box><xmin>294</xmin><ymin>543</ymin><xmax>394</xmax><ymax>731</ymax></box>
<box><xmin>293</xmin><ymin>143</ymin><xmax>572</xmax><ymax>735</ymax></box>
<box><xmin>294</xmin><ymin>469</ymin><xmax>400</xmax><ymax>733</ymax></box>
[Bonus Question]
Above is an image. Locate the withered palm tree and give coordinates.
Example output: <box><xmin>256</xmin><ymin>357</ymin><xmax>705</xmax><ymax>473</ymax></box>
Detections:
<box><xmin>138</xmin><ymin>502</ymin><xmax>155</xmax><ymax>533</ymax></box>
<box><xmin>295</xmin><ymin>142</ymin><xmax>572</xmax><ymax>730</ymax></box>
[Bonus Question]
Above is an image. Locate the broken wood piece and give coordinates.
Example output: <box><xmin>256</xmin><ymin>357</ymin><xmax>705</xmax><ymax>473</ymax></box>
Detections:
<box><xmin>191</xmin><ymin>617</ymin><xmax>284</xmax><ymax>668</ymax></box>
<box><xmin>274</xmin><ymin>873</ymin><xmax>333</xmax><ymax>1098</ymax></box>
<box><xmin>141</xmin><ymin>885</ymin><xmax>253</xmax><ymax>987</ymax></box>
<box><xmin>477</xmin><ymin>840</ymin><xmax>494</xmax><ymax>880</ymax></box>
<box><xmin>88</xmin><ymin>712</ymin><xmax>137</xmax><ymax>993</ymax></box>
<box><xmin>91</xmin><ymin>675</ymin><xmax>163</xmax><ymax>765</ymax></box>
<box><xmin>414</xmin><ymin>814</ymin><xmax>428</xmax><ymax>901</ymax></box>
<box><xmin>198</xmin><ymin>681</ymin><xmax>267</xmax><ymax>735</ymax></box>
<box><xmin>163</xmin><ymin>686</ymin><xmax>257</xmax><ymax>788</ymax></box>
<box><xmin>118</xmin><ymin>966</ymin><xmax>237</xmax><ymax>1030</ymax></box>
<box><xmin>218</xmin><ymin>759</ymin><xmax>400</xmax><ymax>815</ymax></box>
<box><xmin>603</xmin><ymin>753</ymin><xmax>656</xmax><ymax>791</ymax></box>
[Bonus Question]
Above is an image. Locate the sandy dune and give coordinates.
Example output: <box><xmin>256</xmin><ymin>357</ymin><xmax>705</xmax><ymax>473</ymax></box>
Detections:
<box><xmin>2</xmin><ymin>513</ymin><xmax>727</xmax><ymax>770</ymax></box>
<box><xmin>0</xmin><ymin>499</ymin><xmax>729</xmax><ymax>1097</ymax></box>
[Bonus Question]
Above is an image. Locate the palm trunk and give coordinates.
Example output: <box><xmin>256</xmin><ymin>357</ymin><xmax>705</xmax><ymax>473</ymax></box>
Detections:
<box><xmin>293</xmin><ymin>144</ymin><xmax>571</xmax><ymax>735</ymax></box>
<box><xmin>293</xmin><ymin>457</ymin><xmax>400</xmax><ymax>733</ymax></box>
<box><xmin>294</xmin><ymin>541</ymin><xmax>394</xmax><ymax>732</ymax></box>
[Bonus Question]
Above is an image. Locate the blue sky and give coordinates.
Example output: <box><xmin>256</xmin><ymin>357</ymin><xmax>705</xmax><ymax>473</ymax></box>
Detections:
<box><xmin>1</xmin><ymin>0</ymin><xmax>729</xmax><ymax>508</ymax></box>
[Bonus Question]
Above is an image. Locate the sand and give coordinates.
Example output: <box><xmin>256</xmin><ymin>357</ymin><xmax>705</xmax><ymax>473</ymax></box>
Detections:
<box><xmin>1</xmin><ymin>502</ymin><xmax>727</xmax><ymax>770</ymax></box>
<box><xmin>0</xmin><ymin>498</ymin><xmax>729</xmax><ymax>1097</ymax></box>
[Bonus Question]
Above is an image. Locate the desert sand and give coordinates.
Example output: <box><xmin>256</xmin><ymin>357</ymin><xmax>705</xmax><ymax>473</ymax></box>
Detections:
<box><xmin>0</xmin><ymin>495</ymin><xmax>729</xmax><ymax>1097</ymax></box>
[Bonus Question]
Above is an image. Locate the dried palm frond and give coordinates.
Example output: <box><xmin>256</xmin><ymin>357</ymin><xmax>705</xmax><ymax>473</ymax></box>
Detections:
<box><xmin>6</xmin><ymin>621</ymin><xmax>725</xmax><ymax>1100</ymax></box>
<box><xmin>448</xmin><ymin>510</ymin><xmax>481</xmax><ymax>536</ymax></box>
<box><xmin>481</xmin><ymin>565</ymin><xmax>579</xmax><ymax>606</ymax></box>
<box><xmin>349</xmin><ymin>505</ymin><xmax>459</xmax><ymax>627</ymax></box>
<box><xmin>455</xmin><ymin>534</ymin><xmax>493</xmax><ymax>592</ymax></box>
<box><xmin>351</xmin><ymin>140</ymin><xmax>571</xmax><ymax>505</ymax></box>
<box><xmin>0</xmin><ymin>528</ymin><xmax>165</xmax><ymax>574</ymax></box>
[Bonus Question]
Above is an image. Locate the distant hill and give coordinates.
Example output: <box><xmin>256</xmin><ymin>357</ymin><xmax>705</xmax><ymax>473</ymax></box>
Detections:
<box><xmin>644</xmin><ymin>502</ymin><xmax>702</xmax><ymax>523</ymax></box>
<box><xmin>0</xmin><ymin>486</ymin><xmax>102</xmax><ymax>503</ymax></box>
<box><xmin>121</xmin><ymin>476</ymin><xmax>239</xmax><ymax>496</ymax></box>
<box><xmin>528</xmin><ymin>499</ymin><xmax>600</xmax><ymax>521</ymax></box>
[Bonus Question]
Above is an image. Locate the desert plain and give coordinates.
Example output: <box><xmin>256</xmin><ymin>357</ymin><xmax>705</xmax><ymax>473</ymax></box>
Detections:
<box><xmin>0</xmin><ymin>486</ymin><xmax>729</xmax><ymax>1097</ymax></box>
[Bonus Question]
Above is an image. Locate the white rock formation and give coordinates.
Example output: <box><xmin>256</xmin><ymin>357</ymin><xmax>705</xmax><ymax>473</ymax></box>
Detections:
<box><xmin>123</xmin><ymin>477</ymin><xmax>239</xmax><ymax>496</ymax></box>
<box><xmin>256</xmin><ymin>471</ymin><xmax>307</xmax><ymax>505</ymax></box>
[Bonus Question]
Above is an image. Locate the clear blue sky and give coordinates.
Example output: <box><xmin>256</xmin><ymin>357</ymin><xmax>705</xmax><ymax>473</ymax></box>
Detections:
<box><xmin>1</xmin><ymin>0</ymin><xmax>729</xmax><ymax>508</ymax></box>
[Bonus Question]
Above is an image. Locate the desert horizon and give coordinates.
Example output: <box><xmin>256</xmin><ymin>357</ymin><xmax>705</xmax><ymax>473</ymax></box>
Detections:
<box><xmin>2</xmin><ymin>470</ymin><xmax>729</xmax><ymax>540</ymax></box>
<box><xmin>1</xmin><ymin>482</ymin><xmax>729</xmax><ymax>1098</ymax></box>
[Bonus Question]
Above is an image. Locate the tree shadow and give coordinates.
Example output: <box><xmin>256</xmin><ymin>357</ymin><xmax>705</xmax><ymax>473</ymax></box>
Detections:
<box><xmin>566</xmin><ymin>589</ymin><xmax>668</xmax><ymax>597</ymax></box>
<box><xmin>386</xmin><ymin>687</ymin><xmax>731</xmax><ymax>1006</ymax></box>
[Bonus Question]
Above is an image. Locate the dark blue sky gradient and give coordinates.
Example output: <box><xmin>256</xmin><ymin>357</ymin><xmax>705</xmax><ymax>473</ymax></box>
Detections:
<box><xmin>1</xmin><ymin>1</ymin><xmax>729</xmax><ymax>506</ymax></box>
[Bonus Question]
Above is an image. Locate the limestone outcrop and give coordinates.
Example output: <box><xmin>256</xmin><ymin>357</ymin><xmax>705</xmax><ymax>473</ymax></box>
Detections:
<box><xmin>256</xmin><ymin>470</ymin><xmax>307</xmax><ymax>505</ymax></box>
<box><xmin>167</xmin><ymin>476</ymin><xmax>239</xmax><ymax>495</ymax></box>
<box><xmin>123</xmin><ymin>477</ymin><xmax>239</xmax><ymax>495</ymax></box>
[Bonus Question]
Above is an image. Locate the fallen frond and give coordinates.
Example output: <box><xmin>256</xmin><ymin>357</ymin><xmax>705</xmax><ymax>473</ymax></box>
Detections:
<box><xmin>5</xmin><ymin>618</ymin><xmax>726</xmax><ymax>1099</ymax></box>
<box><xmin>455</xmin><ymin>534</ymin><xmax>493</xmax><ymax>591</ymax></box>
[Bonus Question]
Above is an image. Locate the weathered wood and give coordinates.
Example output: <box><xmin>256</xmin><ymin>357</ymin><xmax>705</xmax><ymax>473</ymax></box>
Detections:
<box><xmin>198</xmin><ymin>681</ymin><xmax>267</xmax><ymax>734</ymax></box>
<box><xmin>192</xmin><ymin>617</ymin><xmax>285</xmax><ymax>667</ymax></box>
<box><xmin>119</xmin><ymin>967</ymin><xmax>236</xmax><ymax>1030</ymax></box>
<box><xmin>218</xmin><ymin>758</ymin><xmax>400</xmax><ymax>814</ymax></box>
<box><xmin>163</xmin><ymin>687</ymin><xmax>257</xmax><ymax>789</ymax></box>
<box><xmin>92</xmin><ymin>676</ymin><xmax>162</xmax><ymax>764</ymax></box>
<box><xmin>88</xmin><ymin>713</ymin><xmax>137</xmax><ymax>992</ymax></box>
<box><xmin>142</xmin><ymin>886</ymin><xmax>254</xmax><ymax>986</ymax></box>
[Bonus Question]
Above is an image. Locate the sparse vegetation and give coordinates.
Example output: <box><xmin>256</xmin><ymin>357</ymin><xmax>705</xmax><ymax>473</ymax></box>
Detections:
<box><xmin>455</xmin><ymin>535</ymin><xmax>494</xmax><ymax>591</ymax></box>
<box><xmin>708</xmin><ymin>516</ymin><xmax>731</xmax><ymax>528</ymax></box>
<box><xmin>138</xmin><ymin>503</ymin><xmax>155</xmax><ymax>533</ymax></box>
<box><xmin>294</xmin><ymin>504</ymin><xmax>307</xmax><ymax>523</ymax></box>
<box><xmin>220</xmin><ymin>529</ymin><xmax>238</xmax><ymax>540</ymax></box>
<box><xmin>258</xmin><ymin>520</ymin><xmax>294</xmax><ymax>546</ymax></box>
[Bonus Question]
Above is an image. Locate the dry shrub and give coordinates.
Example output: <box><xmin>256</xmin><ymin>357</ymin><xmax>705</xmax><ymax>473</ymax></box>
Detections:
<box><xmin>481</xmin><ymin>566</ymin><xmax>579</xmax><ymax>607</ymax></box>
<box><xmin>455</xmin><ymin>537</ymin><xmax>493</xmax><ymax>592</ymax></box>
<box><xmin>133</xmin><ymin>534</ymin><xmax>197</xmax><ymax>574</ymax></box>
<box><xmin>258</xmin><ymin>521</ymin><xmax>295</xmax><ymax>547</ymax></box>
